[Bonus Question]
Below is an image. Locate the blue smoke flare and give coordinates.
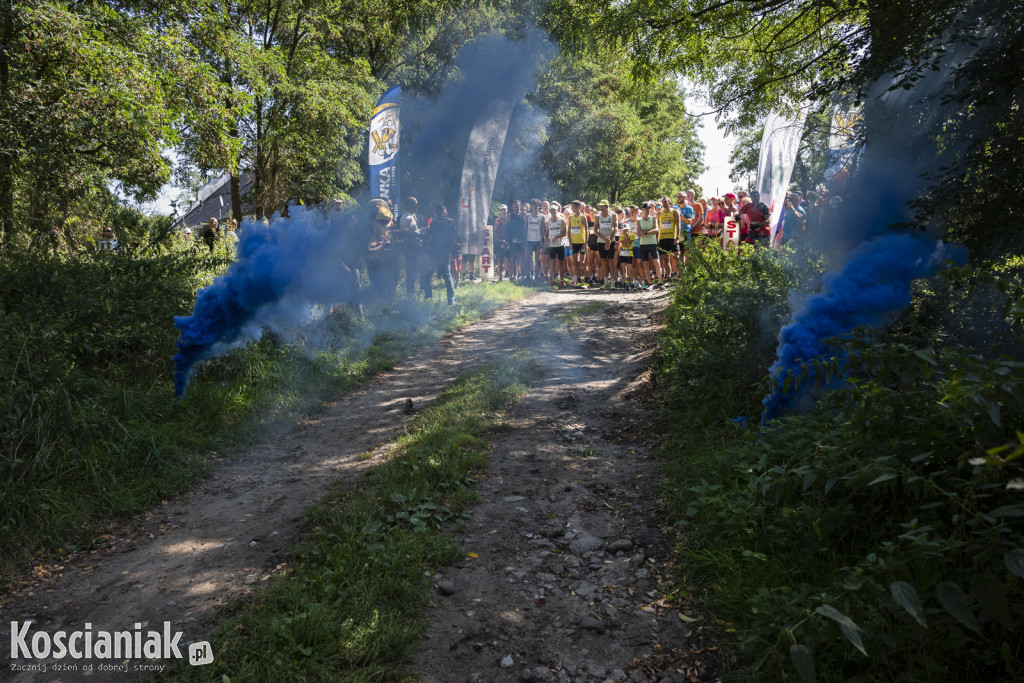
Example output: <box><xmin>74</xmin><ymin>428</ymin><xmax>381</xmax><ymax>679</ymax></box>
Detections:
<box><xmin>762</xmin><ymin>232</ymin><xmax>965</xmax><ymax>420</ymax></box>
<box><xmin>172</xmin><ymin>32</ymin><xmax>556</xmax><ymax>397</ymax></box>
<box><xmin>173</xmin><ymin>207</ymin><xmax>355</xmax><ymax>396</ymax></box>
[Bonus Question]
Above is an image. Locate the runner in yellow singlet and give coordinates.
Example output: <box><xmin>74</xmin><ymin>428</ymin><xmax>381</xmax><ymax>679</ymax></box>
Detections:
<box><xmin>656</xmin><ymin>197</ymin><xmax>680</xmax><ymax>287</ymax></box>
<box><xmin>567</xmin><ymin>201</ymin><xmax>588</xmax><ymax>287</ymax></box>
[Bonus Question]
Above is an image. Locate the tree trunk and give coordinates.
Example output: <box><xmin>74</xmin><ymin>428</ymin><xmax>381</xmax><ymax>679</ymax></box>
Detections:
<box><xmin>222</xmin><ymin>56</ymin><xmax>243</xmax><ymax>224</ymax></box>
<box><xmin>254</xmin><ymin>96</ymin><xmax>266</xmax><ymax>219</ymax></box>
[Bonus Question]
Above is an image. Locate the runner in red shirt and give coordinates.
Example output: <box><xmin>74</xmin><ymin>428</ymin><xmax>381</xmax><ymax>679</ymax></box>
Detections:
<box><xmin>739</xmin><ymin>191</ymin><xmax>770</xmax><ymax>245</ymax></box>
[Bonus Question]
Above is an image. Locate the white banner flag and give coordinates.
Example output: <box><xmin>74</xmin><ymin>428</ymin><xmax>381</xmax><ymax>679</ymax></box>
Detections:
<box><xmin>457</xmin><ymin>99</ymin><xmax>514</xmax><ymax>258</ymax></box>
<box><xmin>756</xmin><ymin>111</ymin><xmax>807</xmax><ymax>245</ymax></box>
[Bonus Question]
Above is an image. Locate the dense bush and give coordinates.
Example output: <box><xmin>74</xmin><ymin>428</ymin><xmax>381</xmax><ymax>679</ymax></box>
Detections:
<box><xmin>658</xmin><ymin>248</ymin><xmax>1024</xmax><ymax>681</ymax></box>
<box><xmin>658</xmin><ymin>241</ymin><xmax>826</xmax><ymax>424</ymax></box>
<box><xmin>0</xmin><ymin>242</ymin><xmax>233</xmax><ymax>562</ymax></box>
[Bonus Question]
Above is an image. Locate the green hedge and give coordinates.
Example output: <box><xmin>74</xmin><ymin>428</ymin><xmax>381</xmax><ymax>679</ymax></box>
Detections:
<box><xmin>657</xmin><ymin>245</ymin><xmax>1024</xmax><ymax>681</ymax></box>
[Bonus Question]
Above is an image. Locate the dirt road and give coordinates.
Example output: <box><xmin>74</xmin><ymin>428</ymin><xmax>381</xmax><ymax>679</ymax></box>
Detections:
<box><xmin>2</xmin><ymin>287</ymin><xmax>719</xmax><ymax>683</ymax></box>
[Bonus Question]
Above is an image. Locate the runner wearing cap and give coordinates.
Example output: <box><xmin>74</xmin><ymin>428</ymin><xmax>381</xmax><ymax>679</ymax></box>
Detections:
<box><xmin>538</xmin><ymin>199</ymin><xmax>552</xmax><ymax>280</ymax></box>
<box><xmin>545</xmin><ymin>203</ymin><xmax>568</xmax><ymax>287</ymax></box>
<box><xmin>507</xmin><ymin>199</ymin><xmax>526</xmax><ymax>280</ymax></box>
<box><xmin>617</xmin><ymin>207</ymin><xmax>636</xmax><ymax>289</ymax></box>
<box><xmin>525</xmin><ymin>198</ymin><xmax>545</xmax><ymax>281</ymax></box>
<box><xmin>634</xmin><ymin>201</ymin><xmax>660</xmax><ymax>289</ymax></box>
<box><xmin>742</xmin><ymin>191</ymin><xmax>771</xmax><ymax>245</ymax></box>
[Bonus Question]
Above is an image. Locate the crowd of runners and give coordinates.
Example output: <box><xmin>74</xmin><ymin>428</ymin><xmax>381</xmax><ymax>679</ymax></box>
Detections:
<box><xmin>482</xmin><ymin>188</ymin><xmax>808</xmax><ymax>290</ymax></box>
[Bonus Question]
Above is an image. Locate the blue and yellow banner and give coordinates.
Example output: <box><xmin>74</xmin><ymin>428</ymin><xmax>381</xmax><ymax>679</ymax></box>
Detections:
<box><xmin>369</xmin><ymin>85</ymin><xmax>401</xmax><ymax>205</ymax></box>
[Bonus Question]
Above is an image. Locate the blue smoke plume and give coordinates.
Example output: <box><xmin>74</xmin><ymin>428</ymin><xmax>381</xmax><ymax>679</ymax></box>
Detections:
<box><xmin>759</xmin><ymin>20</ymin><xmax>987</xmax><ymax>422</ymax></box>
<box><xmin>762</xmin><ymin>232</ymin><xmax>963</xmax><ymax>420</ymax></box>
<box><xmin>172</xmin><ymin>32</ymin><xmax>555</xmax><ymax>397</ymax></box>
<box><xmin>173</xmin><ymin>207</ymin><xmax>355</xmax><ymax>396</ymax></box>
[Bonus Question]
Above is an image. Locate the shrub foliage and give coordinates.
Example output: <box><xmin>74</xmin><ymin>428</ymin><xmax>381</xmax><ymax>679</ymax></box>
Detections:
<box><xmin>658</xmin><ymin>243</ymin><xmax>1024</xmax><ymax>681</ymax></box>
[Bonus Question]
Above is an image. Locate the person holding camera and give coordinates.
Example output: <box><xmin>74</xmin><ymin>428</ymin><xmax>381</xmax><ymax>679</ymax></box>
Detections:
<box><xmin>740</xmin><ymin>192</ymin><xmax>770</xmax><ymax>245</ymax></box>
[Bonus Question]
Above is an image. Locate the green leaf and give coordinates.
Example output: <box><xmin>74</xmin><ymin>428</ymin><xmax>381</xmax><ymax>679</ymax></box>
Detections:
<box><xmin>987</xmin><ymin>400</ymin><xmax>1002</xmax><ymax>428</ymax></box>
<box><xmin>1004</xmin><ymin>549</ymin><xmax>1024</xmax><ymax>579</ymax></box>
<box><xmin>971</xmin><ymin>573</ymin><xmax>1015</xmax><ymax>629</ymax></box>
<box><xmin>890</xmin><ymin>581</ymin><xmax>928</xmax><ymax>627</ymax></box>
<box><xmin>868</xmin><ymin>472</ymin><xmax>898</xmax><ymax>486</ymax></box>
<box><xmin>989</xmin><ymin>505</ymin><xmax>1024</xmax><ymax>518</ymax></box>
<box><xmin>789</xmin><ymin>643</ymin><xmax>817</xmax><ymax>683</ymax></box>
<box><xmin>912</xmin><ymin>348</ymin><xmax>937</xmax><ymax>365</ymax></box>
<box><xmin>815</xmin><ymin>604</ymin><xmax>868</xmax><ymax>656</ymax></box>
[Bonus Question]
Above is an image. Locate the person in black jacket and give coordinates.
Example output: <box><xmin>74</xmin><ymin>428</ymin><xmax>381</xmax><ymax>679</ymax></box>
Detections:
<box><xmin>420</xmin><ymin>203</ymin><xmax>460</xmax><ymax>305</ymax></box>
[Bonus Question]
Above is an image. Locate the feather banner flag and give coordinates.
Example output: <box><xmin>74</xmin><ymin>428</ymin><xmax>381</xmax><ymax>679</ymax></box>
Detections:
<box><xmin>756</xmin><ymin>110</ymin><xmax>806</xmax><ymax>246</ymax></box>
<box><xmin>456</xmin><ymin>98</ymin><xmax>515</xmax><ymax>278</ymax></box>
<box><xmin>369</xmin><ymin>85</ymin><xmax>401</xmax><ymax>205</ymax></box>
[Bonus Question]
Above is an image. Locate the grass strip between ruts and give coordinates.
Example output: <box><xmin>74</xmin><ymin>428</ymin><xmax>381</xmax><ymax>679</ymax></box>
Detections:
<box><xmin>164</xmin><ymin>357</ymin><xmax>538</xmax><ymax>682</ymax></box>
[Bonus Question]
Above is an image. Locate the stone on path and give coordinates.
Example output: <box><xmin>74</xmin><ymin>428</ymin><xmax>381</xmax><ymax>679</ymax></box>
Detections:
<box><xmin>608</xmin><ymin>539</ymin><xmax>634</xmax><ymax>553</ymax></box>
<box><xmin>568</xmin><ymin>536</ymin><xmax>603</xmax><ymax>554</ymax></box>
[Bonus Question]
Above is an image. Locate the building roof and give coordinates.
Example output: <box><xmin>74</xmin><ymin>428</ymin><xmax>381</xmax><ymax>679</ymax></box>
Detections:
<box><xmin>171</xmin><ymin>172</ymin><xmax>255</xmax><ymax>230</ymax></box>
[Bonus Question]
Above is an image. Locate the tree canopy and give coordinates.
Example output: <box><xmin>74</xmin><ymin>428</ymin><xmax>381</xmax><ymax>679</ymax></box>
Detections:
<box><xmin>536</xmin><ymin>52</ymin><xmax>705</xmax><ymax>202</ymax></box>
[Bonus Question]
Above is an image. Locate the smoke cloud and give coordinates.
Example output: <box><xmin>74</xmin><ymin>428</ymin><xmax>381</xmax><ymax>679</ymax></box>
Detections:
<box><xmin>763</xmin><ymin>232</ymin><xmax>963</xmax><ymax>420</ymax></box>
<box><xmin>173</xmin><ymin>31</ymin><xmax>556</xmax><ymax>396</ymax></box>
<box><xmin>173</xmin><ymin>207</ymin><xmax>357</xmax><ymax>396</ymax></box>
<box><xmin>761</xmin><ymin>29</ymin><xmax>981</xmax><ymax>421</ymax></box>
<box><xmin>402</xmin><ymin>29</ymin><xmax>556</xmax><ymax>205</ymax></box>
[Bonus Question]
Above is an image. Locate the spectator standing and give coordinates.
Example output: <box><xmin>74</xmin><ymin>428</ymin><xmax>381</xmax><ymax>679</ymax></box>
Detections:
<box><xmin>506</xmin><ymin>199</ymin><xmax>526</xmax><ymax>280</ymax></box>
<box><xmin>420</xmin><ymin>203</ymin><xmax>459</xmax><ymax>305</ymax></box>
<box><xmin>740</xmin><ymin>192</ymin><xmax>769</xmax><ymax>245</ymax></box>
<box><xmin>778</xmin><ymin>192</ymin><xmax>806</xmax><ymax>245</ymax></box>
<box><xmin>201</xmin><ymin>218</ymin><xmax>219</xmax><ymax>253</ymax></box>
<box><xmin>804</xmin><ymin>191</ymin><xmax>824</xmax><ymax>234</ymax></box>
<box><xmin>364</xmin><ymin>199</ymin><xmax>399</xmax><ymax>306</ymax></box>
<box><xmin>394</xmin><ymin>196</ymin><xmax>422</xmax><ymax>297</ymax></box>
